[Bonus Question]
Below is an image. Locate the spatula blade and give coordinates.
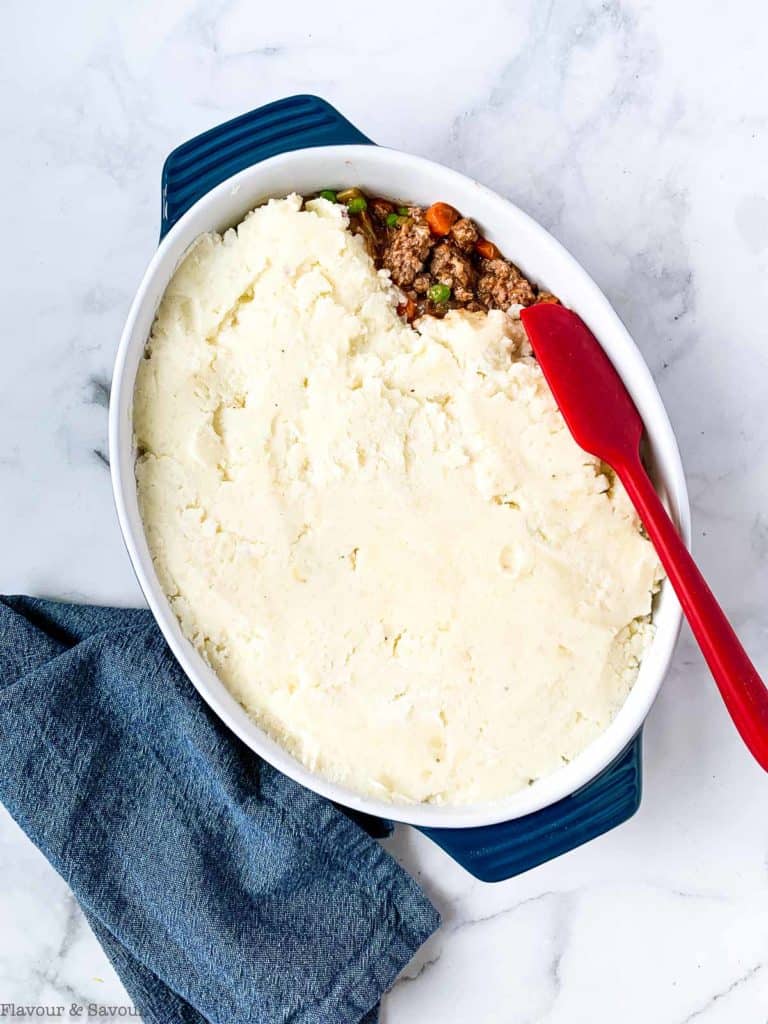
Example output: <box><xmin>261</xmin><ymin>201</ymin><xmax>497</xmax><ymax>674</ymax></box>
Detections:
<box><xmin>520</xmin><ymin>303</ymin><xmax>643</xmax><ymax>466</ymax></box>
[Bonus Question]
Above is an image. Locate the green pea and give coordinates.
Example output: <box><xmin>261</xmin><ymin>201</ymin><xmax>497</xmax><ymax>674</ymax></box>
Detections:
<box><xmin>386</xmin><ymin>212</ymin><xmax>400</xmax><ymax>228</ymax></box>
<box><xmin>319</xmin><ymin>189</ymin><xmax>337</xmax><ymax>203</ymax></box>
<box><xmin>347</xmin><ymin>196</ymin><xmax>368</xmax><ymax>214</ymax></box>
<box><xmin>428</xmin><ymin>283</ymin><xmax>451</xmax><ymax>304</ymax></box>
<box><xmin>397</xmin><ymin>206</ymin><xmax>410</xmax><ymax>216</ymax></box>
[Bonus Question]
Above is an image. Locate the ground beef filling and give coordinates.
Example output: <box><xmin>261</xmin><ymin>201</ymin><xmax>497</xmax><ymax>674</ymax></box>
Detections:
<box><xmin>381</xmin><ymin>213</ymin><xmax>433</xmax><ymax>288</ymax></box>
<box><xmin>326</xmin><ymin>188</ymin><xmax>559</xmax><ymax>320</ymax></box>
<box><xmin>430</xmin><ymin>241</ymin><xmax>477</xmax><ymax>304</ymax></box>
<box><xmin>477</xmin><ymin>258</ymin><xmax>537</xmax><ymax>309</ymax></box>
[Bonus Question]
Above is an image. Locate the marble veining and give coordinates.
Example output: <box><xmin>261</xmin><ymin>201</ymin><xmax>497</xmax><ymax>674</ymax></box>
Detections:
<box><xmin>2</xmin><ymin>0</ymin><xmax>767</xmax><ymax>1020</ymax></box>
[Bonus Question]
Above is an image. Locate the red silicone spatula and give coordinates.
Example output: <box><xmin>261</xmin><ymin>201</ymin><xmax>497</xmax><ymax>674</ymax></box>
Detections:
<box><xmin>520</xmin><ymin>301</ymin><xmax>768</xmax><ymax>772</ymax></box>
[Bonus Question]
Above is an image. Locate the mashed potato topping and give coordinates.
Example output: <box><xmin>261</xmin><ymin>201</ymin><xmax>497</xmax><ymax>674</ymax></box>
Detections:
<box><xmin>134</xmin><ymin>194</ymin><xmax>662</xmax><ymax>805</ymax></box>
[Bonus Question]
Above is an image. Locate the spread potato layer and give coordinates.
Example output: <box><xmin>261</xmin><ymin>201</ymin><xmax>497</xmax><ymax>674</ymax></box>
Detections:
<box><xmin>134</xmin><ymin>194</ymin><xmax>662</xmax><ymax>805</ymax></box>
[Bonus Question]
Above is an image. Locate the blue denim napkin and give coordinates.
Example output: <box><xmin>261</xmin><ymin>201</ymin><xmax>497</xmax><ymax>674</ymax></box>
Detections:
<box><xmin>0</xmin><ymin>596</ymin><xmax>439</xmax><ymax>1024</ymax></box>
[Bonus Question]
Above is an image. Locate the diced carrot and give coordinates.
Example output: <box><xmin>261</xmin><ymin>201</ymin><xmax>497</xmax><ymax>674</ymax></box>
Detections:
<box><xmin>474</xmin><ymin>237</ymin><xmax>500</xmax><ymax>260</ymax></box>
<box><xmin>535</xmin><ymin>291</ymin><xmax>560</xmax><ymax>305</ymax></box>
<box><xmin>397</xmin><ymin>296</ymin><xmax>417</xmax><ymax>322</ymax></box>
<box><xmin>425</xmin><ymin>202</ymin><xmax>459</xmax><ymax>236</ymax></box>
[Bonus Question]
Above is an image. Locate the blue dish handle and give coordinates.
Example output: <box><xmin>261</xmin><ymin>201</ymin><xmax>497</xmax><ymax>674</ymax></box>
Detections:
<box><xmin>159</xmin><ymin>95</ymin><xmax>644</xmax><ymax>880</ymax></box>
<box><xmin>419</xmin><ymin>734</ymin><xmax>642</xmax><ymax>882</ymax></box>
<box><xmin>160</xmin><ymin>94</ymin><xmax>371</xmax><ymax>237</ymax></box>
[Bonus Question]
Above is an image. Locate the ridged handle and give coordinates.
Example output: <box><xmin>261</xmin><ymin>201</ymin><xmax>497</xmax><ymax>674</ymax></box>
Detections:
<box><xmin>418</xmin><ymin>735</ymin><xmax>642</xmax><ymax>882</ymax></box>
<box><xmin>160</xmin><ymin>94</ymin><xmax>371</xmax><ymax>237</ymax></box>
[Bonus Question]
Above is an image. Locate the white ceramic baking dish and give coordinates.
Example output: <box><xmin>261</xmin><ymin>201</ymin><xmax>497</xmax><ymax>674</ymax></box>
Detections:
<box><xmin>109</xmin><ymin>100</ymin><xmax>690</xmax><ymax>858</ymax></box>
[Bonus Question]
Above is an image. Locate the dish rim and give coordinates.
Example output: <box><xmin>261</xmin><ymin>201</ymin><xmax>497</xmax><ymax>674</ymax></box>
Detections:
<box><xmin>109</xmin><ymin>143</ymin><xmax>690</xmax><ymax>828</ymax></box>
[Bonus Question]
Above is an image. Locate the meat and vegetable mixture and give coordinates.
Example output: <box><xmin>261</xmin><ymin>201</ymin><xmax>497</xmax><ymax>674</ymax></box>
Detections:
<box><xmin>316</xmin><ymin>187</ymin><xmax>559</xmax><ymax>320</ymax></box>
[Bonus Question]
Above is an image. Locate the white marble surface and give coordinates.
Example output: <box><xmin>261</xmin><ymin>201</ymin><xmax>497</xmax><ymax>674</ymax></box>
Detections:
<box><xmin>1</xmin><ymin>0</ymin><xmax>767</xmax><ymax>1020</ymax></box>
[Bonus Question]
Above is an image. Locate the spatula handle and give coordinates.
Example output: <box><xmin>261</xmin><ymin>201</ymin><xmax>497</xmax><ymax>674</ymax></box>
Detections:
<box><xmin>616</xmin><ymin>458</ymin><xmax>768</xmax><ymax>771</ymax></box>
